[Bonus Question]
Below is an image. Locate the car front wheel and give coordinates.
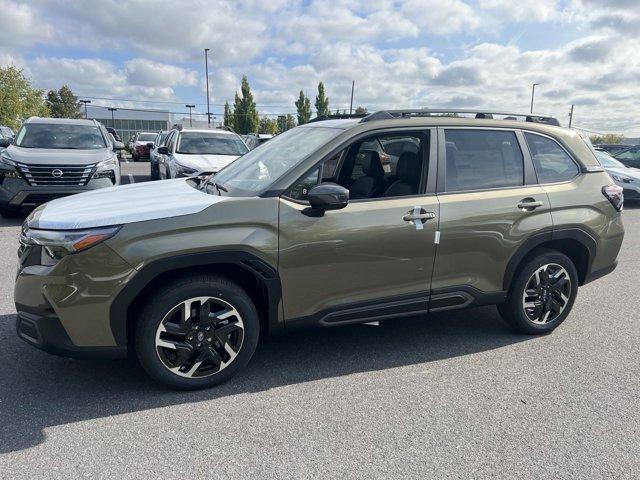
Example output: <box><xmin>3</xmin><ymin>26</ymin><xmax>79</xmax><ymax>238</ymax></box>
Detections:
<box><xmin>498</xmin><ymin>249</ymin><xmax>578</xmax><ymax>334</ymax></box>
<box><xmin>135</xmin><ymin>275</ymin><xmax>259</xmax><ymax>389</ymax></box>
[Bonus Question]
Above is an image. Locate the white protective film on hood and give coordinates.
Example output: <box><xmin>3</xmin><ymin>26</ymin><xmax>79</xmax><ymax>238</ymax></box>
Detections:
<box><xmin>174</xmin><ymin>153</ymin><xmax>240</xmax><ymax>173</ymax></box>
<box><xmin>31</xmin><ymin>179</ymin><xmax>229</xmax><ymax>230</ymax></box>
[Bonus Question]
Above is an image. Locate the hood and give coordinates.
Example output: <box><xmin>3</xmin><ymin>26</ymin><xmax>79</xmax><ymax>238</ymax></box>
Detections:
<box><xmin>606</xmin><ymin>166</ymin><xmax>640</xmax><ymax>181</ymax></box>
<box><xmin>4</xmin><ymin>145</ymin><xmax>112</xmax><ymax>166</ymax></box>
<box><xmin>27</xmin><ymin>178</ymin><xmax>229</xmax><ymax>230</ymax></box>
<box><xmin>174</xmin><ymin>153</ymin><xmax>239</xmax><ymax>173</ymax></box>
<box><xmin>135</xmin><ymin>140</ymin><xmax>152</xmax><ymax>146</ymax></box>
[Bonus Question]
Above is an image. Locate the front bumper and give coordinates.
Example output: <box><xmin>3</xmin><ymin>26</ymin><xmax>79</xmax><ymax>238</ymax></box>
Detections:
<box><xmin>14</xmin><ymin>243</ymin><xmax>136</xmax><ymax>358</ymax></box>
<box><xmin>0</xmin><ymin>176</ymin><xmax>117</xmax><ymax>209</ymax></box>
<box><xmin>16</xmin><ymin>311</ymin><xmax>126</xmax><ymax>358</ymax></box>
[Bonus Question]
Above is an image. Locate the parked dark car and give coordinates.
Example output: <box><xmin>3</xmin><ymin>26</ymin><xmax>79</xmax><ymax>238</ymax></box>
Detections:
<box><xmin>613</xmin><ymin>145</ymin><xmax>640</xmax><ymax>169</ymax></box>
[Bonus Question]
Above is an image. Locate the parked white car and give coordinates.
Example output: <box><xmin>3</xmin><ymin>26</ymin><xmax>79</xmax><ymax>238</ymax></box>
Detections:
<box><xmin>158</xmin><ymin>127</ymin><xmax>249</xmax><ymax>179</ymax></box>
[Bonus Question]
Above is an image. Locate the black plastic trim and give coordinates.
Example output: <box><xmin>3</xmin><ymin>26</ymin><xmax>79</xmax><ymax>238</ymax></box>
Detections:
<box><xmin>583</xmin><ymin>260</ymin><xmax>617</xmax><ymax>284</ymax></box>
<box><xmin>16</xmin><ymin>311</ymin><xmax>127</xmax><ymax>359</ymax></box>
<box><xmin>502</xmin><ymin>228</ymin><xmax>597</xmax><ymax>290</ymax></box>
<box><xmin>109</xmin><ymin>250</ymin><xmax>283</xmax><ymax>347</ymax></box>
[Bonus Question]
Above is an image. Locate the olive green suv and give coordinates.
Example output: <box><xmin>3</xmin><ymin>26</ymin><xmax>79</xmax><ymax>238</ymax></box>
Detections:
<box><xmin>14</xmin><ymin>109</ymin><xmax>625</xmax><ymax>389</ymax></box>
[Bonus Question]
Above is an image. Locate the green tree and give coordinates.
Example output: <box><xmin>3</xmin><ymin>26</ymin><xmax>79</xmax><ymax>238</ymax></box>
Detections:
<box><xmin>355</xmin><ymin>106</ymin><xmax>368</xmax><ymax>115</ymax></box>
<box><xmin>295</xmin><ymin>90</ymin><xmax>311</xmax><ymax>125</ymax></box>
<box><xmin>590</xmin><ymin>133</ymin><xmax>623</xmax><ymax>145</ymax></box>
<box><xmin>277</xmin><ymin>114</ymin><xmax>296</xmax><ymax>133</ymax></box>
<box><xmin>258</xmin><ymin>117</ymin><xmax>279</xmax><ymax>135</ymax></box>
<box><xmin>314</xmin><ymin>81</ymin><xmax>330</xmax><ymax>118</ymax></box>
<box><xmin>0</xmin><ymin>66</ymin><xmax>49</xmax><ymax>131</ymax></box>
<box><xmin>46</xmin><ymin>85</ymin><xmax>82</xmax><ymax>118</ymax></box>
<box><xmin>232</xmin><ymin>75</ymin><xmax>259</xmax><ymax>134</ymax></box>
<box><xmin>223</xmin><ymin>101</ymin><xmax>235</xmax><ymax>128</ymax></box>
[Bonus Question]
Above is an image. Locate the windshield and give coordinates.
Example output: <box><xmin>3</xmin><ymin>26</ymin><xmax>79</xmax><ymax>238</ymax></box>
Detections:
<box><xmin>207</xmin><ymin>126</ymin><xmax>343</xmax><ymax>197</ymax></box>
<box><xmin>596</xmin><ymin>151</ymin><xmax>626</xmax><ymax>169</ymax></box>
<box><xmin>157</xmin><ymin>133</ymin><xmax>168</xmax><ymax>145</ymax></box>
<box><xmin>176</xmin><ymin>131</ymin><xmax>249</xmax><ymax>155</ymax></box>
<box><xmin>15</xmin><ymin>123</ymin><xmax>107</xmax><ymax>149</ymax></box>
<box><xmin>137</xmin><ymin>133</ymin><xmax>156</xmax><ymax>142</ymax></box>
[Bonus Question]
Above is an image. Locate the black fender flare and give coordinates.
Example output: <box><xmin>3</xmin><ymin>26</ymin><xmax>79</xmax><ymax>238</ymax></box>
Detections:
<box><xmin>109</xmin><ymin>250</ymin><xmax>282</xmax><ymax>347</ymax></box>
<box><xmin>502</xmin><ymin>228</ymin><xmax>597</xmax><ymax>291</ymax></box>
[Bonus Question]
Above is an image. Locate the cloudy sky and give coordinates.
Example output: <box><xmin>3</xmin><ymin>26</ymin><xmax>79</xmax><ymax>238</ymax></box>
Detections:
<box><xmin>2</xmin><ymin>0</ymin><xmax>639</xmax><ymax>134</ymax></box>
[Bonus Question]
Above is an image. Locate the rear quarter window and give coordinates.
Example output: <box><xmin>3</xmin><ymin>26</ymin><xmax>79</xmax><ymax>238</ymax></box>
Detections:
<box><xmin>525</xmin><ymin>133</ymin><xmax>580</xmax><ymax>183</ymax></box>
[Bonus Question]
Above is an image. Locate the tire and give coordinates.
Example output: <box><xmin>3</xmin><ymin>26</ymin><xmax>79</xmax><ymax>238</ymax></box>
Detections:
<box><xmin>150</xmin><ymin>161</ymin><xmax>158</xmax><ymax>180</ymax></box>
<box><xmin>135</xmin><ymin>275</ymin><xmax>260</xmax><ymax>390</ymax></box>
<box><xmin>165</xmin><ymin>165</ymin><xmax>171</xmax><ymax>179</ymax></box>
<box><xmin>498</xmin><ymin>249</ymin><xmax>578</xmax><ymax>335</ymax></box>
<box><xmin>0</xmin><ymin>204</ymin><xmax>21</xmax><ymax>218</ymax></box>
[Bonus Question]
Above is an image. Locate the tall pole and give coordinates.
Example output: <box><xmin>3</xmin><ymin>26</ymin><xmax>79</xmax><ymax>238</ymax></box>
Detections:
<box><xmin>80</xmin><ymin>99</ymin><xmax>91</xmax><ymax>119</ymax></box>
<box><xmin>204</xmin><ymin>48</ymin><xmax>211</xmax><ymax>127</ymax></box>
<box><xmin>185</xmin><ymin>104</ymin><xmax>195</xmax><ymax>127</ymax></box>
<box><xmin>108</xmin><ymin>107</ymin><xmax>117</xmax><ymax>127</ymax></box>
<box><xmin>530</xmin><ymin>83</ymin><xmax>539</xmax><ymax>114</ymax></box>
<box><xmin>568</xmin><ymin>104</ymin><xmax>574</xmax><ymax>128</ymax></box>
<box><xmin>349</xmin><ymin>80</ymin><xmax>355</xmax><ymax>115</ymax></box>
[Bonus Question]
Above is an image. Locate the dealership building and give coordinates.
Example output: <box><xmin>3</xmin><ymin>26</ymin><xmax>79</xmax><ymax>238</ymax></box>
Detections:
<box><xmin>85</xmin><ymin>105</ymin><xmax>171</xmax><ymax>141</ymax></box>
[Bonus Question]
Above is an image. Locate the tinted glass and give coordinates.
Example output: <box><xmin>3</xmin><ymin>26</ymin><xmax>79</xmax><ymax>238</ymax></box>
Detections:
<box><xmin>15</xmin><ymin>123</ymin><xmax>106</xmax><ymax>149</ymax></box>
<box><xmin>614</xmin><ymin>147</ymin><xmax>640</xmax><ymax>162</ymax></box>
<box><xmin>525</xmin><ymin>133</ymin><xmax>579</xmax><ymax>183</ymax></box>
<box><xmin>176</xmin><ymin>132</ymin><xmax>248</xmax><ymax>155</ymax></box>
<box><xmin>444</xmin><ymin>130</ymin><xmax>524</xmax><ymax>191</ymax></box>
<box><xmin>208</xmin><ymin>126</ymin><xmax>342</xmax><ymax>197</ymax></box>
<box><xmin>137</xmin><ymin>133</ymin><xmax>156</xmax><ymax>141</ymax></box>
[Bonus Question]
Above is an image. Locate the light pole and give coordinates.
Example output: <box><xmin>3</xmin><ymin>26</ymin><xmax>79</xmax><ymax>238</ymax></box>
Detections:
<box><xmin>349</xmin><ymin>80</ymin><xmax>355</xmax><ymax>115</ymax></box>
<box><xmin>80</xmin><ymin>99</ymin><xmax>91</xmax><ymax>119</ymax></box>
<box><xmin>185</xmin><ymin>104</ymin><xmax>195</xmax><ymax>127</ymax></box>
<box><xmin>530</xmin><ymin>83</ymin><xmax>539</xmax><ymax>114</ymax></box>
<box><xmin>107</xmin><ymin>107</ymin><xmax>117</xmax><ymax>128</ymax></box>
<box><xmin>204</xmin><ymin>48</ymin><xmax>211</xmax><ymax>127</ymax></box>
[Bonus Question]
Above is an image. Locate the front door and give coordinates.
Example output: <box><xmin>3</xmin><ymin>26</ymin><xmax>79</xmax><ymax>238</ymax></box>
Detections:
<box><xmin>278</xmin><ymin>129</ymin><xmax>439</xmax><ymax>325</ymax></box>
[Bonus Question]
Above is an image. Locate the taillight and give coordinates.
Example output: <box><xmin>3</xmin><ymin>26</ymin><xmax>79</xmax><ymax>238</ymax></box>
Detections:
<box><xmin>602</xmin><ymin>184</ymin><xmax>623</xmax><ymax>211</ymax></box>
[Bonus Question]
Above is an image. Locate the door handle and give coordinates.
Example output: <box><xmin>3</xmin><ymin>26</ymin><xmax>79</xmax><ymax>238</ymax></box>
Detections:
<box><xmin>403</xmin><ymin>212</ymin><xmax>436</xmax><ymax>222</ymax></box>
<box><xmin>517</xmin><ymin>199</ymin><xmax>543</xmax><ymax>210</ymax></box>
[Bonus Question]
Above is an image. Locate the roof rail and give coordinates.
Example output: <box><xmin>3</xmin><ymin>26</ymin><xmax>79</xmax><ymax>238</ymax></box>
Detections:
<box><xmin>360</xmin><ymin>109</ymin><xmax>561</xmax><ymax>127</ymax></box>
<box><xmin>308</xmin><ymin>113</ymin><xmax>369</xmax><ymax>123</ymax></box>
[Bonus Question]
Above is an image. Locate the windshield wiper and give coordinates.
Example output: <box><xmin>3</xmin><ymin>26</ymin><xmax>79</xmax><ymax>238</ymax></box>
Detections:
<box><xmin>214</xmin><ymin>182</ymin><xmax>228</xmax><ymax>195</ymax></box>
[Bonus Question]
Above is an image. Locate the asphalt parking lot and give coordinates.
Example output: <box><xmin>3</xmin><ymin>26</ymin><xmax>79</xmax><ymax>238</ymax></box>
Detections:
<box><xmin>0</xmin><ymin>162</ymin><xmax>638</xmax><ymax>478</ymax></box>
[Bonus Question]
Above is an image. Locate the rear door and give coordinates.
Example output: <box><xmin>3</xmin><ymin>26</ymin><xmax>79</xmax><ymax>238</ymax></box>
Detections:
<box><xmin>430</xmin><ymin>128</ymin><xmax>553</xmax><ymax>310</ymax></box>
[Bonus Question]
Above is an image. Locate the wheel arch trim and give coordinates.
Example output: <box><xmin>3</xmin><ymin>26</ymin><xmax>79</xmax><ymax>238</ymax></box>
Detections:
<box><xmin>109</xmin><ymin>250</ymin><xmax>282</xmax><ymax>348</ymax></box>
<box><xmin>502</xmin><ymin>228</ymin><xmax>597</xmax><ymax>291</ymax></box>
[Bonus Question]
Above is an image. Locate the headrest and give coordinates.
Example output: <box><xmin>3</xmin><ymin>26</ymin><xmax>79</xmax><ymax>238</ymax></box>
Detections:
<box><xmin>358</xmin><ymin>150</ymin><xmax>385</xmax><ymax>177</ymax></box>
<box><xmin>396</xmin><ymin>151</ymin><xmax>421</xmax><ymax>182</ymax></box>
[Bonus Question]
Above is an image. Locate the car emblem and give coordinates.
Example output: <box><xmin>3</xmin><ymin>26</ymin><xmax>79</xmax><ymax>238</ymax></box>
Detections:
<box><xmin>51</xmin><ymin>169</ymin><xmax>63</xmax><ymax>178</ymax></box>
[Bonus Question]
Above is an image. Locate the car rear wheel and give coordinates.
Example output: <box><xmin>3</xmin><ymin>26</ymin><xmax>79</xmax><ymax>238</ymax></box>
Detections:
<box><xmin>150</xmin><ymin>161</ymin><xmax>159</xmax><ymax>180</ymax></box>
<box><xmin>135</xmin><ymin>275</ymin><xmax>259</xmax><ymax>389</ymax></box>
<box><xmin>498</xmin><ymin>249</ymin><xmax>578</xmax><ymax>334</ymax></box>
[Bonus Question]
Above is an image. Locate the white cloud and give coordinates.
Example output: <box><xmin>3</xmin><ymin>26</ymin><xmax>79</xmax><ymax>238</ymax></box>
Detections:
<box><xmin>0</xmin><ymin>0</ymin><xmax>53</xmax><ymax>48</ymax></box>
<box><xmin>124</xmin><ymin>59</ymin><xmax>198</xmax><ymax>88</ymax></box>
<box><xmin>479</xmin><ymin>0</ymin><xmax>559</xmax><ymax>23</ymax></box>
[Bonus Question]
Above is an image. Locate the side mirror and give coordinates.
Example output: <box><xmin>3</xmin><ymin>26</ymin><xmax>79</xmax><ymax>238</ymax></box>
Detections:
<box><xmin>146</xmin><ymin>142</ymin><xmax>154</xmax><ymax>148</ymax></box>
<box><xmin>113</xmin><ymin>141</ymin><xmax>125</xmax><ymax>151</ymax></box>
<box><xmin>0</xmin><ymin>138</ymin><xmax>12</xmax><ymax>148</ymax></box>
<box><xmin>157</xmin><ymin>146</ymin><xmax>169</xmax><ymax>155</ymax></box>
<box><xmin>304</xmin><ymin>183</ymin><xmax>349</xmax><ymax>216</ymax></box>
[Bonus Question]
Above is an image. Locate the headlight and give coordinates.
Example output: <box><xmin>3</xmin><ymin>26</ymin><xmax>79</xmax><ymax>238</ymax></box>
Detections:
<box><xmin>611</xmin><ymin>174</ymin><xmax>632</xmax><ymax>183</ymax></box>
<box><xmin>0</xmin><ymin>154</ymin><xmax>20</xmax><ymax>178</ymax></box>
<box><xmin>20</xmin><ymin>226</ymin><xmax>121</xmax><ymax>265</ymax></box>
<box><xmin>175</xmin><ymin>161</ymin><xmax>198</xmax><ymax>176</ymax></box>
<box><xmin>93</xmin><ymin>157</ymin><xmax>118</xmax><ymax>181</ymax></box>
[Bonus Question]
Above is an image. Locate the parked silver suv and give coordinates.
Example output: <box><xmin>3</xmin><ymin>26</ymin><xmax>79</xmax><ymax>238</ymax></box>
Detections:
<box><xmin>0</xmin><ymin>117</ymin><xmax>122</xmax><ymax>217</ymax></box>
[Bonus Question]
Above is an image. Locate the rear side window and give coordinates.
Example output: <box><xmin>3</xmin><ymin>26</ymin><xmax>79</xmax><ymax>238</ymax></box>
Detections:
<box><xmin>444</xmin><ymin>129</ymin><xmax>524</xmax><ymax>191</ymax></box>
<box><xmin>525</xmin><ymin>133</ymin><xmax>579</xmax><ymax>183</ymax></box>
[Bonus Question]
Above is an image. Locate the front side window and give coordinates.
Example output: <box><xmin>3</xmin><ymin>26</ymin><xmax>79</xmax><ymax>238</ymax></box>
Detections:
<box><xmin>444</xmin><ymin>129</ymin><xmax>524</xmax><ymax>191</ymax></box>
<box><xmin>15</xmin><ymin>123</ymin><xmax>107</xmax><ymax>150</ymax></box>
<box><xmin>285</xmin><ymin>131</ymin><xmax>426</xmax><ymax>202</ymax></box>
<box><xmin>525</xmin><ymin>132</ymin><xmax>579</xmax><ymax>183</ymax></box>
<box><xmin>176</xmin><ymin>132</ymin><xmax>249</xmax><ymax>156</ymax></box>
